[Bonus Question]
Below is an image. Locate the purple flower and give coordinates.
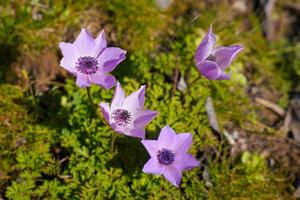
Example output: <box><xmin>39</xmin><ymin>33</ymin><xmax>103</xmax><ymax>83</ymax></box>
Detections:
<box><xmin>99</xmin><ymin>82</ymin><xmax>157</xmax><ymax>139</ymax></box>
<box><xmin>59</xmin><ymin>29</ymin><xmax>126</xmax><ymax>89</ymax></box>
<box><xmin>141</xmin><ymin>126</ymin><xmax>199</xmax><ymax>187</ymax></box>
<box><xmin>194</xmin><ymin>25</ymin><xmax>243</xmax><ymax>80</ymax></box>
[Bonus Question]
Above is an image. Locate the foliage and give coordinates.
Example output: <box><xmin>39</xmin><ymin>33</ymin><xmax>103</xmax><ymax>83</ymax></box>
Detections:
<box><xmin>0</xmin><ymin>0</ymin><xmax>298</xmax><ymax>199</ymax></box>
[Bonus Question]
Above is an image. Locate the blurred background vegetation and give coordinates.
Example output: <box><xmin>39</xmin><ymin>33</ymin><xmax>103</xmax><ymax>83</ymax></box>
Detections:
<box><xmin>0</xmin><ymin>0</ymin><xmax>299</xmax><ymax>199</ymax></box>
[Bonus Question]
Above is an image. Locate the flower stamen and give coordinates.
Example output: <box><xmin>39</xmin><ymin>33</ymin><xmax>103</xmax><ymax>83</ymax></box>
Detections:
<box><xmin>75</xmin><ymin>56</ymin><xmax>99</xmax><ymax>74</ymax></box>
<box><xmin>112</xmin><ymin>109</ymin><xmax>132</xmax><ymax>126</ymax></box>
<box><xmin>205</xmin><ymin>54</ymin><xmax>217</xmax><ymax>62</ymax></box>
<box><xmin>157</xmin><ymin>149</ymin><xmax>175</xmax><ymax>165</ymax></box>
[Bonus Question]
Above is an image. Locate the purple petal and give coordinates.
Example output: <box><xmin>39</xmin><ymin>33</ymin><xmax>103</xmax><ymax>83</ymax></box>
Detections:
<box><xmin>74</xmin><ymin>29</ymin><xmax>95</xmax><ymax>55</ymax></box>
<box><xmin>215</xmin><ymin>71</ymin><xmax>231</xmax><ymax>80</ymax></box>
<box><xmin>93</xmin><ymin>30</ymin><xmax>107</xmax><ymax>57</ymax></box>
<box><xmin>126</xmin><ymin>128</ymin><xmax>145</xmax><ymax>139</ymax></box>
<box><xmin>97</xmin><ymin>47</ymin><xmax>126</xmax><ymax>73</ymax></box>
<box><xmin>196</xmin><ymin>60</ymin><xmax>221</xmax><ymax>80</ymax></box>
<box><xmin>133</xmin><ymin>110</ymin><xmax>157</xmax><ymax>128</ymax></box>
<box><xmin>76</xmin><ymin>74</ymin><xmax>90</xmax><ymax>88</ymax></box>
<box><xmin>99</xmin><ymin>102</ymin><xmax>110</xmax><ymax>123</ymax></box>
<box><xmin>59</xmin><ymin>42</ymin><xmax>79</xmax><ymax>74</ymax></box>
<box><xmin>88</xmin><ymin>72</ymin><xmax>116</xmax><ymax>90</ymax></box>
<box><xmin>141</xmin><ymin>140</ymin><xmax>159</xmax><ymax>156</ymax></box>
<box><xmin>214</xmin><ymin>45</ymin><xmax>243</xmax><ymax>70</ymax></box>
<box><xmin>174</xmin><ymin>153</ymin><xmax>199</xmax><ymax>171</ymax></box>
<box><xmin>173</xmin><ymin>133</ymin><xmax>192</xmax><ymax>153</ymax></box>
<box><xmin>163</xmin><ymin>166</ymin><xmax>182</xmax><ymax>187</ymax></box>
<box><xmin>143</xmin><ymin>157</ymin><xmax>162</xmax><ymax>174</ymax></box>
<box><xmin>123</xmin><ymin>85</ymin><xmax>146</xmax><ymax>113</ymax></box>
<box><xmin>194</xmin><ymin>25</ymin><xmax>216</xmax><ymax>64</ymax></box>
<box><xmin>158</xmin><ymin>126</ymin><xmax>176</xmax><ymax>149</ymax></box>
<box><xmin>111</xmin><ymin>82</ymin><xmax>126</xmax><ymax>110</ymax></box>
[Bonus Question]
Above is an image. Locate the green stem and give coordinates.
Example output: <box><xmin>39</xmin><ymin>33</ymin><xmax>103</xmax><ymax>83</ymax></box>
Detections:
<box><xmin>186</xmin><ymin>76</ymin><xmax>201</xmax><ymax>95</ymax></box>
<box><xmin>189</xmin><ymin>76</ymin><xmax>201</xmax><ymax>86</ymax></box>
<box><xmin>86</xmin><ymin>88</ymin><xmax>98</xmax><ymax>116</ymax></box>
<box><xmin>110</xmin><ymin>133</ymin><xmax>118</xmax><ymax>155</ymax></box>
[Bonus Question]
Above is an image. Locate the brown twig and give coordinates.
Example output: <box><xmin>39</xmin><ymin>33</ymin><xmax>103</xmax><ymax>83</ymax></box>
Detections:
<box><xmin>255</xmin><ymin>97</ymin><xmax>285</xmax><ymax>117</ymax></box>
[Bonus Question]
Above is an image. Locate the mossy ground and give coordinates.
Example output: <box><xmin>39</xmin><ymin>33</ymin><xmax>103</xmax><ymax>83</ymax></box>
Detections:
<box><xmin>0</xmin><ymin>0</ymin><xmax>299</xmax><ymax>199</ymax></box>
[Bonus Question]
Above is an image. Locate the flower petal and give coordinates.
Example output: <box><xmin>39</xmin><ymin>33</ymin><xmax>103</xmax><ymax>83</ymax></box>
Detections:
<box><xmin>163</xmin><ymin>166</ymin><xmax>182</xmax><ymax>187</ymax></box>
<box><xmin>97</xmin><ymin>47</ymin><xmax>126</xmax><ymax>73</ymax></box>
<box><xmin>133</xmin><ymin>110</ymin><xmax>157</xmax><ymax>128</ymax></box>
<box><xmin>123</xmin><ymin>85</ymin><xmax>146</xmax><ymax>113</ymax></box>
<box><xmin>173</xmin><ymin>133</ymin><xmax>192</xmax><ymax>153</ymax></box>
<box><xmin>196</xmin><ymin>60</ymin><xmax>221</xmax><ymax>80</ymax></box>
<box><xmin>215</xmin><ymin>70</ymin><xmax>231</xmax><ymax>80</ymax></box>
<box><xmin>59</xmin><ymin>42</ymin><xmax>79</xmax><ymax>74</ymax></box>
<box><xmin>143</xmin><ymin>157</ymin><xmax>162</xmax><ymax>174</ymax></box>
<box><xmin>88</xmin><ymin>73</ymin><xmax>116</xmax><ymax>90</ymax></box>
<box><xmin>76</xmin><ymin>74</ymin><xmax>90</xmax><ymax>88</ymax></box>
<box><xmin>111</xmin><ymin>82</ymin><xmax>126</xmax><ymax>110</ymax></box>
<box><xmin>93</xmin><ymin>30</ymin><xmax>107</xmax><ymax>57</ymax></box>
<box><xmin>141</xmin><ymin>140</ymin><xmax>159</xmax><ymax>156</ymax></box>
<box><xmin>126</xmin><ymin>128</ymin><xmax>145</xmax><ymax>139</ymax></box>
<box><xmin>214</xmin><ymin>45</ymin><xmax>243</xmax><ymax>70</ymax></box>
<box><xmin>174</xmin><ymin>153</ymin><xmax>199</xmax><ymax>171</ymax></box>
<box><xmin>99</xmin><ymin>102</ymin><xmax>110</xmax><ymax>123</ymax></box>
<box><xmin>158</xmin><ymin>125</ymin><xmax>176</xmax><ymax>149</ymax></box>
<box><xmin>194</xmin><ymin>25</ymin><xmax>216</xmax><ymax>64</ymax></box>
<box><xmin>74</xmin><ymin>28</ymin><xmax>95</xmax><ymax>56</ymax></box>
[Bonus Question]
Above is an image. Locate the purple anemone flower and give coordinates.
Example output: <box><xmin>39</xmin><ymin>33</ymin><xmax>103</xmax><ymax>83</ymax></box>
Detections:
<box><xmin>59</xmin><ymin>28</ymin><xmax>126</xmax><ymax>89</ymax></box>
<box><xmin>141</xmin><ymin>126</ymin><xmax>199</xmax><ymax>187</ymax></box>
<box><xmin>99</xmin><ymin>82</ymin><xmax>157</xmax><ymax>139</ymax></box>
<box><xmin>194</xmin><ymin>25</ymin><xmax>243</xmax><ymax>80</ymax></box>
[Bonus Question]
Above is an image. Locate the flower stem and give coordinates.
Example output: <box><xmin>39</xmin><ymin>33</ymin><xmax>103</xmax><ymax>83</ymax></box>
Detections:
<box><xmin>86</xmin><ymin>87</ymin><xmax>98</xmax><ymax>116</ymax></box>
<box><xmin>186</xmin><ymin>76</ymin><xmax>201</xmax><ymax>95</ymax></box>
<box><xmin>110</xmin><ymin>133</ymin><xmax>118</xmax><ymax>155</ymax></box>
<box><xmin>189</xmin><ymin>76</ymin><xmax>201</xmax><ymax>86</ymax></box>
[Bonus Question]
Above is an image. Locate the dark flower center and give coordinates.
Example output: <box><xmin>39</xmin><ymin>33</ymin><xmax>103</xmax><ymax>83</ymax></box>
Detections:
<box><xmin>205</xmin><ymin>54</ymin><xmax>217</xmax><ymax>62</ymax></box>
<box><xmin>112</xmin><ymin>109</ymin><xmax>132</xmax><ymax>126</ymax></box>
<box><xmin>157</xmin><ymin>149</ymin><xmax>175</xmax><ymax>165</ymax></box>
<box><xmin>75</xmin><ymin>56</ymin><xmax>99</xmax><ymax>74</ymax></box>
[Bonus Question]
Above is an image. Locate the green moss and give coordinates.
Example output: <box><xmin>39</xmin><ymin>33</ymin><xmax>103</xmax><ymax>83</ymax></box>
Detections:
<box><xmin>0</xmin><ymin>0</ymin><xmax>298</xmax><ymax>199</ymax></box>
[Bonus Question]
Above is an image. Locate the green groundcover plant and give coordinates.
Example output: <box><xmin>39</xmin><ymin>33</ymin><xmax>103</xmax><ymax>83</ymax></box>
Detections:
<box><xmin>57</xmin><ymin>22</ymin><xmax>242</xmax><ymax>188</ymax></box>
<box><xmin>0</xmin><ymin>1</ymin><xmax>299</xmax><ymax>199</ymax></box>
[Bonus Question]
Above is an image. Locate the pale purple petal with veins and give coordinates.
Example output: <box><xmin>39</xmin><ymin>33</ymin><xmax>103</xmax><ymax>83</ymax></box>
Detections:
<box><xmin>76</xmin><ymin>74</ymin><xmax>90</xmax><ymax>88</ymax></box>
<box><xmin>99</xmin><ymin>102</ymin><xmax>110</xmax><ymax>122</ymax></box>
<box><xmin>126</xmin><ymin>128</ymin><xmax>145</xmax><ymax>139</ymax></box>
<box><xmin>89</xmin><ymin>72</ymin><xmax>116</xmax><ymax>90</ymax></box>
<box><xmin>173</xmin><ymin>133</ymin><xmax>193</xmax><ymax>153</ymax></box>
<box><xmin>93</xmin><ymin>30</ymin><xmax>107</xmax><ymax>56</ymax></box>
<box><xmin>194</xmin><ymin>25</ymin><xmax>216</xmax><ymax>63</ymax></box>
<box><xmin>216</xmin><ymin>71</ymin><xmax>231</xmax><ymax>80</ymax></box>
<box><xmin>97</xmin><ymin>47</ymin><xmax>126</xmax><ymax>73</ymax></box>
<box><xmin>141</xmin><ymin>140</ymin><xmax>159</xmax><ymax>156</ymax></box>
<box><xmin>134</xmin><ymin>110</ymin><xmax>158</xmax><ymax>128</ymax></box>
<box><xmin>111</xmin><ymin>82</ymin><xmax>126</xmax><ymax>110</ymax></box>
<box><xmin>59</xmin><ymin>42</ymin><xmax>79</xmax><ymax>74</ymax></box>
<box><xmin>143</xmin><ymin>157</ymin><xmax>162</xmax><ymax>174</ymax></box>
<box><xmin>74</xmin><ymin>29</ymin><xmax>95</xmax><ymax>56</ymax></box>
<box><xmin>163</xmin><ymin>166</ymin><xmax>182</xmax><ymax>188</ymax></box>
<box><xmin>174</xmin><ymin>153</ymin><xmax>200</xmax><ymax>171</ymax></box>
<box><xmin>214</xmin><ymin>45</ymin><xmax>244</xmax><ymax>70</ymax></box>
<box><xmin>158</xmin><ymin>126</ymin><xmax>176</xmax><ymax>149</ymax></box>
<box><xmin>123</xmin><ymin>85</ymin><xmax>146</xmax><ymax>113</ymax></box>
<box><xmin>196</xmin><ymin>61</ymin><xmax>221</xmax><ymax>80</ymax></box>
